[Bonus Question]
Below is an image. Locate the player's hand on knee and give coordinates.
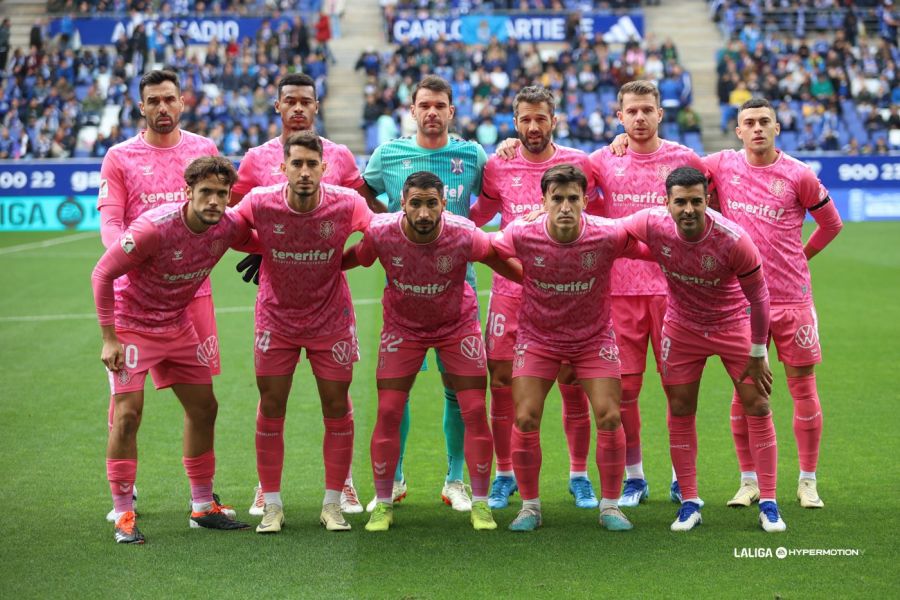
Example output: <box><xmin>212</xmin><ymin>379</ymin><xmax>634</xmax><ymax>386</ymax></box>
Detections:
<box><xmin>236</xmin><ymin>253</ymin><xmax>262</xmax><ymax>285</ymax></box>
<box><xmin>740</xmin><ymin>357</ymin><xmax>773</xmax><ymax>397</ymax></box>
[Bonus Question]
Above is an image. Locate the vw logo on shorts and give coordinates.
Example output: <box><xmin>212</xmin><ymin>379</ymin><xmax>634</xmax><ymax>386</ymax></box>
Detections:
<box><xmin>460</xmin><ymin>335</ymin><xmax>484</xmax><ymax>361</ymax></box>
<box><xmin>598</xmin><ymin>345</ymin><xmax>620</xmax><ymax>362</ymax></box>
<box><xmin>197</xmin><ymin>336</ymin><xmax>219</xmax><ymax>366</ymax></box>
<box><xmin>794</xmin><ymin>324</ymin><xmax>818</xmax><ymax>349</ymax></box>
<box><xmin>331</xmin><ymin>340</ymin><xmax>355</xmax><ymax>365</ymax></box>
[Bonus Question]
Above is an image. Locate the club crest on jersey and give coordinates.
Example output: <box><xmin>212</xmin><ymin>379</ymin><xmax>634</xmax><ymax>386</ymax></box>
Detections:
<box><xmin>700</xmin><ymin>254</ymin><xmax>717</xmax><ymax>272</ymax></box>
<box><xmin>513</xmin><ymin>344</ymin><xmax>527</xmax><ymax>369</ymax></box>
<box><xmin>319</xmin><ymin>220</ymin><xmax>335</xmax><ymax>239</ymax></box>
<box><xmin>730</xmin><ymin>175</ymin><xmax>741</xmax><ymax>185</ymax></box>
<box><xmin>460</xmin><ymin>335</ymin><xmax>484</xmax><ymax>362</ymax></box>
<box><xmin>141</xmin><ymin>165</ymin><xmax>153</xmax><ymax>176</ymax></box>
<box><xmin>533</xmin><ymin>256</ymin><xmax>546</xmax><ymax>267</ymax></box>
<box><xmin>511</xmin><ymin>176</ymin><xmax>522</xmax><ymax>187</ymax></box>
<box><xmin>768</xmin><ymin>178</ymin><xmax>787</xmax><ymax>197</ymax></box>
<box><xmin>450</xmin><ymin>158</ymin><xmax>464</xmax><ymax>174</ymax></box>
<box><xmin>402</xmin><ymin>159</ymin><xmax>413</xmax><ymax>169</ymax></box>
<box><xmin>274</xmin><ymin>223</ymin><xmax>285</xmax><ymax>235</ymax></box>
<box><xmin>657</xmin><ymin>164</ymin><xmax>672</xmax><ymax>181</ymax></box>
<box><xmin>196</xmin><ymin>336</ymin><xmax>219</xmax><ymax>366</ymax></box>
<box><xmin>120</xmin><ymin>232</ymin><xmax>136</xmax><ymax>254</ymax></box>
<box><xmin>615</xmin><ymin>166</ymin><xmax>626</xmax><ymax>177</ymax></box>
<box><xmin>598</xmin><ymin>344</ymin><xmax>620</xmax><ymax>362</ymax></box>
<box><xmin>209</xmin><ymin>239</ymin><xmax>225</xmax><ymax>256</ymax></box>
<box><xmin>392</xmin><ymin>256</ymin><xmax>403</xmax><ymax>267</ymax></box>
<box><xmin>331</xmin><ymin>340</ymin><xmax>355</xmax><ymax>365</ymax></box>
<box><xmin>436</xmin><ymin>255</ymin><xmax>452</xmax><ymax>273</ymax></box>
<box><xmin>581</xmin><ymin>251</ymin><xmax>597</xmax><ymax>270</ymax></box>
<box><xmin>661</xmin><ymin>245</ymin><xmax>671</xmax><ymax>258</ymax></box>
<box><xmin>173</xmin><ymin>249</ymin><xmax>184</xmax><ymax>261</ymax></box>
<box><xmin>794</xmin><ymin>324</ymin><xmax>819</xmax><ymax>349</ymax></box>
<box><xmin>117</xmin><ymin>369</ymin><xmax>132</xmax><ymax>385</ymax></box>
<box><xmin>98</xmin><ymin>179</ymin><xmax>109</xmax><ymax>199</ymax></box>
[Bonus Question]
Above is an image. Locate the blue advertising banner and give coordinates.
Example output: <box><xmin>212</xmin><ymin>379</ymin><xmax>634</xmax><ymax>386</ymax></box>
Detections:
<box><xmin>49</xmin><ymin>16</ymin><xmax>290</xmax><ymax>46</ymax></box>
<box><xmin>389</xmin><ymin>13</ymin><xmax>645</xmax><ymax>43</ymax></box>
<box><xmin>3</xmin><ymin>154</ymin><xmax>900</xmax><ymax>231</ymax></box>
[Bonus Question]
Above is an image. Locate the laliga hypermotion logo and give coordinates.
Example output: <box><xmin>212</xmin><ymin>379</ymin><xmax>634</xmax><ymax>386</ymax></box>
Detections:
<box><xmin>196</xmin><ymin>336</ymin><xmax>219</xmax><ymax>367</ymax></box>
<box><xmin>794</xmin><ymin>325</ymin><xmax>818</xmax><ymax>349</ymax></box>
<box><xmin>436</xmin><ymin>255</ymin><xmax>452</xmax><ymax>274</ymax></box>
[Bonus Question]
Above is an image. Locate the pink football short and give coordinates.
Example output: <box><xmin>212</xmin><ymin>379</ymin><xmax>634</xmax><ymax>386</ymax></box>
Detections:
<box><xmin>485</xmin><ymin>292</ymin><xmax>520</xmax><ymax>361</ymax></box>
<box><xmin>769</xmin><ymin>304</ymin><xmax>822</xmax><ymax>367</ymax></box>
<box><xmin>185</xmin><ymin>294</ymin><xmax>220</xmax><ymax>375</ymax></box>
<box><xmin>611</xmin><ymin>294</ymin><xmax>666</xmax><ymax>375</ymax></box>
<box><xmin>107</xmin><ymin>323</ymin><xmax>212</xmax><ymax>394</ymax></box>
<box><xmin>511</xmin><ymin>334</ymin><xmax>622</xmax><ymax>381</ymax></box>
<box><xmin>254</xmin><ymin>326</ymin><xmax>359</xmax><ymax>381</ymax></box>
<box><xmin>377</xmin><ymin>324</ymin><xmax>487</xmax><ymax>379</ymax></box>
<box><xmin>659</xmin><ymin>319</ymin><xmax>756</xmax><ymax>386</ymax></box>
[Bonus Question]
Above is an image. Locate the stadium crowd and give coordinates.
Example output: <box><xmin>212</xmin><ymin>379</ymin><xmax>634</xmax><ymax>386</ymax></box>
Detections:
<box><xmin>713</xmin><ymin>0</ymin><xmax>900</xmax><ymax>152</ymax></box>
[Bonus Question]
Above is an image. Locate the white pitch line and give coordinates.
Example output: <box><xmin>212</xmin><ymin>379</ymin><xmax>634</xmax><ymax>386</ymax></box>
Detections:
<box><xmin>0</xmin><ymin>232</ymin><xmax>97</xmax><ymax>255</ymax></box>
<box><xmin>1</xmin><ymin>290</ymin><xmax>490</xmax><ymax>323</ymax></box>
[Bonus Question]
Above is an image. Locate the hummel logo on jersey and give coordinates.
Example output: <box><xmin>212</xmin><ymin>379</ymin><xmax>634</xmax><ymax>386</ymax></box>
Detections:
<box><xmin>141</xmin><ymin>165</ymin><xmax>153</xmax><ymax>176</ymax></box>
<box><xmin>533</xmin><ymin>256</ymin><xmax>546</xmax><ymax>267</ymax></box>
<box><xmin>450</xmin><ymin>157</ymin><xmax>464</xmax><ymax>174</ymax></box>
<box><xmin>436</xmin><ymin>255</ymin><xmax>452</xmax><ymax>274</ymax></box>
<box><xmin>121</xmin><ymin>233</ymin><xmax>136</xmax><ymax>254</ymax></box>
<box><xmin>731</xmin><ymin>175</ymin><xmax>741</xmax><ymax>185</ymax></box>
<box><xmin>794</xmin><ymin>324</ymin><xmax>818</xmax><ymax>349</ymax></box>
<box><xmin>615</xmin><ymin>166</ymin><xmax>626</xmax><ymax>177</ymax></box>
<box><xmin>274</xmin><ymin>223</ymin><xmax>285</xmax><ymax>235</ymax></box>
<box><xmin>392</xmin><ymin>256</ymin><xmax>403</xmax><ymax>267</ymax></box>
<box><xmin>511</xmin><ymin>176</ymin><xmax>522</xmax><ymax>187</ymax></box>
<box><xmin>402</xmin><ymin>159</ymin><xmax>413</xmax><ymax>169</ymax></box>
<box><xmin>476</xmin><ymin>463</ymin><xmax>490</xmax><ymax>474</ymax></box>
<box><xmin>270</xmin><ymin>166</ymin><xmax>282</xmax><ymax>176</ymax></box>
<box><xmin>119</xmin><ymin>483</ymin><xmax>132</xmax><ymax>493</ymax></box>
<box><xmin>661</xmin><ymin>245</ymin><xmax>672</xmax><ymax>258</ymax></box>
<box><xmin>374</xmin><ymin>462</ymin><xmax>387</xmax><ymax>476</ymax></box>
<box><xmin>173</xmin><ymin>249</ymin><xmax>184</xmax><ymax>261</ymax></box>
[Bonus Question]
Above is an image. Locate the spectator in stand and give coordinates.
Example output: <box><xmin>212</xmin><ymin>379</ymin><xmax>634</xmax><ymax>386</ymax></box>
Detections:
<box><xmin>315</xmin><ymin>11</ymin><xmax>335</xmax><ymax>65</ymax></box>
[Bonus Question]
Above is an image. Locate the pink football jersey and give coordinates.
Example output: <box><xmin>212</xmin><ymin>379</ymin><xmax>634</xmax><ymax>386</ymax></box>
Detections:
<box><xmin>236</xmin><ymin>182</ymin><xmax>373</xmax><ymax>338</ymax></box>
<box><xmin>94</xmin><ymin>203</ymin><xmax>253</xmax><ymax>333</ymax></box>
<box><xmin>492</xmin><ymin>213</ymin><xmax>636</xmax><ymax>354</ymax></box>
<box><xmin>705</xmin><ymin>149</ymin><xmax>829</xmax><ymax>305</ymax></box>
<box><xmin>356</xmin><ymin>213</ymin><xmax>491</xmax><ymax>342</ymax></box>
<box><xmin>473</xmin><ymin>144</ymin><xmax>597</xmax><ymax>298</ymax></box>
<box><xmin>98</xmin><ymin>129</ymin><xmax>220</xmax><ymax>297</ymax></box>
<box><xmin>232</xmin><ymin>136</ymin><xmax>365</xmax><ymax>198</ymax></box>
<box><xmin>624</xmin><ymin>207</ymin><xmax>763</xmax><ymax>333</ymax></box>
<box><xmin>589</xmin><ymin>140</ymin><xmax>706</xmax><ymax>296</ymax></box>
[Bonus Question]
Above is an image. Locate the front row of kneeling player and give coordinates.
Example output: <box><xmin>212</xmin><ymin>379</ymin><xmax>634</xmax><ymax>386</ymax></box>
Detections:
<box><xmin>93</xmin><ymin>133</ymin><xmax>785</xmax><ymax>543</ymax></box>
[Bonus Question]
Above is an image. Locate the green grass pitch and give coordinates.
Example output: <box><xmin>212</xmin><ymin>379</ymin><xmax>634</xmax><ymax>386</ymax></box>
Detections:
<box><xmin>0</xmin><ymin>223</ymin><xmax>897</xmax><ymax>598</ymax></box>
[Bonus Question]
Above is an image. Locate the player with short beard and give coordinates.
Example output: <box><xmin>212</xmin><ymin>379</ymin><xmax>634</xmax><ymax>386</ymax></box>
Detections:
<box><xmin>97</xmin><ymin>69</ymin><xmax>226</xmax><ymax>522</ymax></box>
<box><xmin>468</xmin><ymin>86</ymin><xmax>600</xmax><ymax>510</ymax></box>
<box><xmin>92</xmin><ymin>157</ymin><xmax>257</xmax><ymax>544</ymax></box>
<box><xmin>343</xmin><ymin>171</ymin><xmax>521</xmax><ymax>532</ymax></box>
<box><xmin>235</xmin><ymin>132</ymin><xmax>375</xmax><ymax>534</ymax></box>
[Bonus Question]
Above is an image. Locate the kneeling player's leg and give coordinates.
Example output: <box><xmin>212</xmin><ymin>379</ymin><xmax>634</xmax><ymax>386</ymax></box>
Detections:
<box><xmin>557</xmin><ymin>366</ymin><xmax>591</xmax><ymax>477</ymax></box>
<box><xmin>256</xmin><ymin>375</ymin><xmax>293</xmax><ymax>508</ymax></box>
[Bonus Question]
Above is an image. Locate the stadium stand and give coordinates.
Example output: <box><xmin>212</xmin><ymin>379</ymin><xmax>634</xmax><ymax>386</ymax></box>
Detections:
<box><xmin>712</xmin><ymin>0</ymin><xmax>900</xmax><ymax>153</ymax></box>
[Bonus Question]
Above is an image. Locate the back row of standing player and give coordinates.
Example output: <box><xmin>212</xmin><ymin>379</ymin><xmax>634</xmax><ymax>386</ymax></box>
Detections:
<box><xmin>94</xmin><ymin>69</ymin><xmax>842</xmax><ymax>542</ymax></box>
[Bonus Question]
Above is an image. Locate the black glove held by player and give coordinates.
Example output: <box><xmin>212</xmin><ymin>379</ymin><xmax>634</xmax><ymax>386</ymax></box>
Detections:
<box><xmin>236</xmin><ymin>254</ymin><xmax>262</xmax><ymax>285</ymax></box>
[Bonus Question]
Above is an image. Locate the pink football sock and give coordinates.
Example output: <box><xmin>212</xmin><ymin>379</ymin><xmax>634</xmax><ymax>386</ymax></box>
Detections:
<box><xmin>746</xmin><ymin>414</ymin><xmax>778</xmax><ymax>500</ymax></box>
<box><xmin>107</xmin><ymin>458</ymin><xmax>137</xmax><ymax>514</ymax></box>
<box><xmin>490</xmin><ymin>386</ymin><xmax>514</xmax><ymax>473</ymax></box>
<box><xmin>323</xmin><ymin>412</ymin><xmax>354</xmax><ymax>492</ymax></box>
<box><xmin>370</xmin><ymin>389</ymin><xmax>407</xmax><ymax>501</ymax></box>
<box><xmin>730</xmin><ymin>390</ymin><xmax>755</xmax><ymax>472</ymax></box>
<box><xmin>596</xmin><ymin>425</ymin><xmax>626</xmax><ymax>501</ymax></box>
<box><xmin>183</xmin><ymin>450</ymin><xmax>215</xmax><ymax>505</ymax></box>
<box><xmin>559</xmin><ymin>383</ymin><xmax>591</xmax><ymax>473</ymax></box>
<box><xmin>619</xmin><ymin>375</ymin><xmax>643</xmax><ymax>467</ymax></box>
<box><xmin>788</xmin><ymin>374</ymin><xmax>822</xmax><ymax>474</ymax></box>
<box><xmin>668</xmin><ymin>414</ymin><xmax>698</xmax><ymax>501</ymax></box>
<box><xmin>256</xmin><ymin>412</ymin><xmax>285</xmax><ymax>493</ymax></box>
<box><xmin>456</xmin><ymin>389</ymin><xmax>493</xmax><ymax>498</ymax></box>
<box><xmin>511</xmin><ymin>426</ymin><xmax>542</xmax><ymax>501</ymax></box>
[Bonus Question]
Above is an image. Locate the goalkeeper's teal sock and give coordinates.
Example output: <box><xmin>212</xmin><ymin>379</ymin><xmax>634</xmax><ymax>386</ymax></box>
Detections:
<box><xmin>394</xmin><ymin>398</ymin><xmax>411</xmax><ymax>482</ymax></box>
<box><xmin>443</xmin><ymin>388</ymin><xmax>466</xmax><ymax>482</ymax></box>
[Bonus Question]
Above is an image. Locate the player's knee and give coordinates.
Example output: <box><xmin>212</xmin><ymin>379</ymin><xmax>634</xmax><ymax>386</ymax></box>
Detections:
<box><xmin>594</xmin><ymin>406</ymin><xmax>621</xmax><ymax>430</ymax></box>
<box><xmin>742</xmin><ymin>395</ymin><xmax>770</xmax><ymax>417</ymax></box>
<box><xmin>515</xmin><ymin>411</ymin><xmax>541</xmax><ymax>432</ymax></box>
<box><xmin>259</xmin><ymin>392</ymin><xmax>288</xmax><ymax>418</ymax></box>
<box><xmin>113</xmin><ymin>407</ymin><xmax>142</xmax><ymax>437</ymax></box>
<box><xmin>321</xmin><ymin>395</ymin><xmax>350</xmax><ymax>418</ymax></box>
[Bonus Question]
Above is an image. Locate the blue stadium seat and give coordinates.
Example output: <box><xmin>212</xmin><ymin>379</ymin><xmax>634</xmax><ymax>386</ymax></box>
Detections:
<box><xmin>779</xmin><ymin>130</ymin><xmax>799</xmax><ymax>152</ymax></box>
<box><xmin>683</xmin><ymin>131</ymin><xmax>704</xmax><ymax>154</ymax></box>
<box><xmin>580</xmin><ymin>92</ymin><xmax>599</xmax><ymax>116</ymax></box>
<box><xmin>661</xmin><ymin>122</ymin><xmax>680</xmax><ymax>141</ymax></box>
<box><xmin>365</xmin><ymin>123</ymin><xmax>380</xmax><ymax>154</ymax></box>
